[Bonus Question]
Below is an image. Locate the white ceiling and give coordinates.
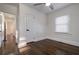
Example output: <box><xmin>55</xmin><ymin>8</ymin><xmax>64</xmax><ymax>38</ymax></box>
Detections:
<box><xmin>0</xmin><ymin>3</ymin><xmax>71</xmax><ymax>14</ymax></box>
<box><xmin>25</xmin><ymin>3</ymin><xmax>71</xmax><ymax>14</ymax></box>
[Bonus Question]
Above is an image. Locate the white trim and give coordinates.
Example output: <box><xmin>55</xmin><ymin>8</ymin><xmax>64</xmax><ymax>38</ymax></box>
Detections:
<box><xmin>46</xmin><ymin>36</ymin><xmax>79</xmax><ymax>47</ymax></box>
<box><xmin>18</xmin><ymin>41</ymin><xmax>27</xmax><ymax>48</ymax></box>
<box><xmin>34</xmin><ymin>36</ymin><xmax>79</xmax><ymax>47</ymax></box>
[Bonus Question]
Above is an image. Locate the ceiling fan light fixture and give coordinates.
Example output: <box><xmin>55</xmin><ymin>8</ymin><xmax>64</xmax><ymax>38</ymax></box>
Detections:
<box><xmin>45</xmin><ymin>3</ymin><xmax>50</xmax><ymax>6</ymax></box>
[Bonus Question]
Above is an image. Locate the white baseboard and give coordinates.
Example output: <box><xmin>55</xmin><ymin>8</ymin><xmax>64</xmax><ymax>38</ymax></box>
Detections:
<box><xmin>18</xmin><ymin>41</ymin><xmax>27</xmax><ymax>48</ymax></box>
<box><xmin>46</xmin><ymin>36</ymin><xmax>79</xmax><ymax>47</ymax></box>
<box><xmin>18</xmin><ymin>36</ymin><xmax>79</xmax><ymax>47</ymax></box>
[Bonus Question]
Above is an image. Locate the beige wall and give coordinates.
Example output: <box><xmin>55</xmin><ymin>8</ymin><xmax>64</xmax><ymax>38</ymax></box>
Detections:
<box><xmin>5</xmin><ymin>14</ymin><xmax>16</xmax><ymax>35</ymax></box>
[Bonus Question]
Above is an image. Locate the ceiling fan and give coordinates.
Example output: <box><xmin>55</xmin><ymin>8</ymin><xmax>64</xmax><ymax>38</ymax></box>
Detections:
<box><xmin>33</xmin><ymin>3</ymin><xmax>54</xmax><ymax>10</ymax></box>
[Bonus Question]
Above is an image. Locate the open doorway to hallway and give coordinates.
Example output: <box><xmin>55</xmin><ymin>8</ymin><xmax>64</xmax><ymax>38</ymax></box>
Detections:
<box><xmin>0</xmin><ymin>12</ymin><xmax>18</xmax><ymax>54</ymax></box>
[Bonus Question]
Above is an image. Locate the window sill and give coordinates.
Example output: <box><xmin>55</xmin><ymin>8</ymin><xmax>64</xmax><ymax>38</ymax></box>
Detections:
<box><xmin>55</xmin><ymin>32</ymin><xmax>72</xmax><ymax>35</ymax></box>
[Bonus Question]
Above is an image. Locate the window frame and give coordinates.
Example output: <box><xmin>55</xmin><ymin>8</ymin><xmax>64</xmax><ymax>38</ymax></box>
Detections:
<box><xmin>55</xmin><ymin>16</ymin><xmax>69</xmax><ymax>33</ymax></box>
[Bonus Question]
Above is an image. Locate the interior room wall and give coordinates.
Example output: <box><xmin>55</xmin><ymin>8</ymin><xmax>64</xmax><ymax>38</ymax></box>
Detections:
<box><xmin>47</xmin><ymin>4</ymin><xmax>79</xmax><ymax>46</ymax></box>
<box><xmin>19</xmin><ymin>3</ymin><xmax>47</xmax><ymax>44</ymax></box>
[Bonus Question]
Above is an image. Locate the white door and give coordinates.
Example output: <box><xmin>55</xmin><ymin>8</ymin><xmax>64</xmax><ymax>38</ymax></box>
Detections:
<box><xmin>26</xmin><ymin>14</ymin><xmax>36</xmax><ymax>41</ymax></box>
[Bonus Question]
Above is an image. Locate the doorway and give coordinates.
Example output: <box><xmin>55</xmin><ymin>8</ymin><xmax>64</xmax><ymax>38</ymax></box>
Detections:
<box><xmin>0</xmin><ymin>12</ymin><xmax>17</xmax><ymax>54</ymax></box>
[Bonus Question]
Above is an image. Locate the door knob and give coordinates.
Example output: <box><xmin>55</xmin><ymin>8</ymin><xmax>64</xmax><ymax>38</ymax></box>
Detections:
<box><xmin>26</xmin><ymin>29</ymin><xmax>30</xmax><ymax>31</ymax></box>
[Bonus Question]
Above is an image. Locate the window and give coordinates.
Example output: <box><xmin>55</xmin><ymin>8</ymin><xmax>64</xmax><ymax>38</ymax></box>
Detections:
<box><xmin>55</xmin><ymin>16</ymin><xmax>69</xmax><ymax>33</ymax></box>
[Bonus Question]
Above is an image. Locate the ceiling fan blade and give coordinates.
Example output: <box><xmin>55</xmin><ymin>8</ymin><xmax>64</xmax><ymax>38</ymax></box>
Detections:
<box><xmin>33</xmin><ymin>3</ymin><xmax>54</xmax><ymax>10</ymax></box>
<box><xmin>49</xmin><ymin>3</ymin><xmax>54</xmax><ymax>10</ymax></box>
<box><xmin>34</xmin><ymin>3</ymin><xmax>45</xmax><ymax>6</ymax></box>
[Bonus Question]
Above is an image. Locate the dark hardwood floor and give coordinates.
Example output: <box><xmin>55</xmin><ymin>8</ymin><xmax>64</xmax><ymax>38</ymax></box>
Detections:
<box><xmin>1</xmin><ymin>38</ymin><xmax>79</xmax><ymax>55</ymax></box>
<box><xmin>19</xmin><ymin>39</ymin><xmax>79</xmax><ymax>55</ymax></box>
